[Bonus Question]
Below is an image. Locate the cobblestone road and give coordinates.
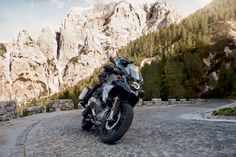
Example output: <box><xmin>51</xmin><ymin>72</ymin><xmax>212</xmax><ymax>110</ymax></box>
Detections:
<box><xmin>0</xmin><ymin>100</ymin><xmax>236</xmax><ymax>157</ymax></box>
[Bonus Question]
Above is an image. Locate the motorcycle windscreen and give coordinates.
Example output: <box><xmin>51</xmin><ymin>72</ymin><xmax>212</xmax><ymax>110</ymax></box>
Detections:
<box><xmin>125</xmin><ymin>64</ymin><xmax>143</xmax><ymax>81</ymax></box>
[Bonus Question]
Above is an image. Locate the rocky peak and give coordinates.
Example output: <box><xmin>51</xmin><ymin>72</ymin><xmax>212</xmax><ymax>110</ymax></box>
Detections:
<box><xmin>144</xmin><ymin>1</ymin><xmax>182</xmax><ymax>32</ymax></box>
<box><xmin>114</xmin><ymin>1</ymin><xmax>134</xmax><ymax>13</ymax></box>
<box><xmin>14</xmin><ymin>30</ymin><xmax>35</xmax><ymax>49</ymax></box>
<box><xmin>37</xmin><ymin>27</ymin><xmax>58</xmax><ymax>60</ymax></box>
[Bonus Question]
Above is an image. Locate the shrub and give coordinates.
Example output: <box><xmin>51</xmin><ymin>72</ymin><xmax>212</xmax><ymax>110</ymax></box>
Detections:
<box><xmin>213</xmin><ymin>106</ymin><xmax>236</xmax><ymax>116</ymax></box>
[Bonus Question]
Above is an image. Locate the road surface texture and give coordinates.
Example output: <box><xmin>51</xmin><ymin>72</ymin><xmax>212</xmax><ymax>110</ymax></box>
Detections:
<box><xmin>0</xmin><ymin>100</ymin><xmax>236</xmax><ymax>157</ymax></box>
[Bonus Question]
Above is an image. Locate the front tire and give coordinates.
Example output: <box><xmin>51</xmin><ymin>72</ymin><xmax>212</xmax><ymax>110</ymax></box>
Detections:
<box><xmin>100</xmin><ymin>103</ymin><xmax>133</xmax><ymax>144</ymax></box>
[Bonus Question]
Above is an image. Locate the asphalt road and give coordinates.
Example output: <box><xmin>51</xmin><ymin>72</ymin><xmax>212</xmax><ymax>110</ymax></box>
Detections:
<box><xmin>0</xmin><ymin>100</ymin><xmax>236</xmax><ymax>157</ymax></box>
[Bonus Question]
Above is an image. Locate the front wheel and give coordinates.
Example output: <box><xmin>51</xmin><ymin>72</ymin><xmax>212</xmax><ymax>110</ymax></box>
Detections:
<box><xmin>100</xmin><ymin>103</ymin><xmax>134</xmax><ymax>144</ymax></box>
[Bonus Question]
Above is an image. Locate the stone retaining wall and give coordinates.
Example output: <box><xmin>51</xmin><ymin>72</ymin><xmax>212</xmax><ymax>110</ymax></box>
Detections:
<box><xmin>0</xmin><ymin>98</ymin><xmax>205</xmax><ymax>121</ymax></box>
<box><xmin>49</xmin><ymin>99</ymin><xmax>74</xmax><ymax>112</ymax></box>
<box><xmin>23</xmin><ymin>106</ymin><xmax>45</xmax><ymax>116</ymax></box>
<box><xmin>0</xmin><ymin>101</ymin><xmax>17</xmax><ymax>121</ymax></box>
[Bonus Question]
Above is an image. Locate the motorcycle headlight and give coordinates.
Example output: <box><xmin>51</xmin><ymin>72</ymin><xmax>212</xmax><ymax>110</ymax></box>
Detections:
<box><xmin>130</xmin><ymin>81</ymin><xmax>140</xmax><ymax>90</ymax></box>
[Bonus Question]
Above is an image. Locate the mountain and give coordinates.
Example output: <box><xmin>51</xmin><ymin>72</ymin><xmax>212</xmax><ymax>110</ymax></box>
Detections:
<box><xmin>119</xmin><ymin>0</ymin><xmax>236</xmax><ymax>100</ymax></box>
<box><xmin>0</xmin><ymin>0</ymin><xmax>182</xmax><ymax>104</ymax></box>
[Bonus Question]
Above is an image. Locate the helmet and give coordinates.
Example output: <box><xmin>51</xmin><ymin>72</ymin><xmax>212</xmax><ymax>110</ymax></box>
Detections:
<box><xmin>115</xmin><ymin>57</ymin><xmax>130</xmax><ymax>69</ymax></box>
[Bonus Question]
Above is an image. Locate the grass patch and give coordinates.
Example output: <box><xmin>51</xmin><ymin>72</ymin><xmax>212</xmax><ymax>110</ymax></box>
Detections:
<box><xmin>213</xmin><ymin>106</ymin><xmax>236</xmax><ymax>116</ymax></box>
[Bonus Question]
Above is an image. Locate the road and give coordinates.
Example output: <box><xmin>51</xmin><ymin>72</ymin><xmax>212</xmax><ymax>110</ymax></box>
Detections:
<box><xmin>0</xmin><ymin>100</ymin><xmax>236</xmax><ymax>157</ymax></box>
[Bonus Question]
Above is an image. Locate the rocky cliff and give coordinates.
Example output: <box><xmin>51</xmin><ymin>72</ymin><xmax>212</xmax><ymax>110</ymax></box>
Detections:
<box><xmin>0</xmin><ymin>0</ymin><xmax>182</xmax><ymax>104</ymax></box>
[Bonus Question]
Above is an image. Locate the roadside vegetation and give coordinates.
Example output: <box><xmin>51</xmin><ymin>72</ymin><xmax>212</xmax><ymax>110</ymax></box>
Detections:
<box><xmin>213</xmin><ymin>106</ymin><xmax>236</xmax><ymax>116</ymax></box>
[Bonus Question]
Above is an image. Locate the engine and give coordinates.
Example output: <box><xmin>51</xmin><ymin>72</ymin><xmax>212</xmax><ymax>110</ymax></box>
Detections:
<box><xmin>88</xmin><ymin>96</ymin><xmax>108</xmax><ymax>121</ymax></box>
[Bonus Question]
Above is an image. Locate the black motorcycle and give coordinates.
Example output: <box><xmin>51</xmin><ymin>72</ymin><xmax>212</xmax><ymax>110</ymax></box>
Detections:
<box><xmin>78</xmin><ymin>56</ymin><xmax>144</xmax><ymax>144</ymax></box>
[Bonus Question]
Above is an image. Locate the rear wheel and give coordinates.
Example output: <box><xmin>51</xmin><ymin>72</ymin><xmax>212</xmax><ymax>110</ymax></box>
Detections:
<box><xmin>100</xmin><ymin>103</ymin><xmax>133</xmax><ymax>144</ymax></box>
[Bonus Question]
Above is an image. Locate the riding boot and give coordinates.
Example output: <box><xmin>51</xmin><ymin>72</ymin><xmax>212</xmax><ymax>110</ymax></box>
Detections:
<box><xmin>82</xmin><ymin>107</ymin><xmax>91</xmax><ymax>117</ymax></box>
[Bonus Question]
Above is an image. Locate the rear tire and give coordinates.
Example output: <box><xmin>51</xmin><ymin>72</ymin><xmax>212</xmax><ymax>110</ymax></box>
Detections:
<box><xmin>81</xmin><ymin>117</ymin><xmax>93</xmax><ymax>131</ymax></box>
<box><xmin>100</xmin><ymin>103</ymin><xmax>133</xmax><ymax>144</ymax></box>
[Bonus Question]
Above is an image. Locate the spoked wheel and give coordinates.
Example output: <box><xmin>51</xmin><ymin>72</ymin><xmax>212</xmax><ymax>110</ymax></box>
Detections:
<box><xmin>100</xmin><ymin>103</ymin><xmax>133</xmax><ymax>144</ymax></box>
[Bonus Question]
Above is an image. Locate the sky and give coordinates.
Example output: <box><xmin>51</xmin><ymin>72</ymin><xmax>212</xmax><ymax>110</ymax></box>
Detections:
<box><xmin>0</xmin><ymin>0</ymin><xmax>213</xmax><ymax>43</ymax></box>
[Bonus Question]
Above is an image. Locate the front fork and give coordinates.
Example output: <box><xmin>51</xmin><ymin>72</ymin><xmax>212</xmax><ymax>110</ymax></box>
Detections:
<box><xmin>107</xmin><ymin>97</ymin><xmax>120</xmax><ymax>121</ymax></box>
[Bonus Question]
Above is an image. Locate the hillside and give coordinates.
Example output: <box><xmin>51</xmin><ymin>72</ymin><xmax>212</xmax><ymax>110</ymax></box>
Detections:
<box><xmin>118</xmin><ymin>0</ymin><xmax>236</xmax><ymax>100</ymax></box>
<box><xmin>0</xmin><ymin>0</ymin><xmax>181</xmax><ymax>104</ymax></box>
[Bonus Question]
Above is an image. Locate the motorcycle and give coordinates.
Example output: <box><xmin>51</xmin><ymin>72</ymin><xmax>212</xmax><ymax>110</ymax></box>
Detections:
<box><xmin>78</xmin><ymin>56</ymin><xmax>144</xmax><ymax>144</ymax></box>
